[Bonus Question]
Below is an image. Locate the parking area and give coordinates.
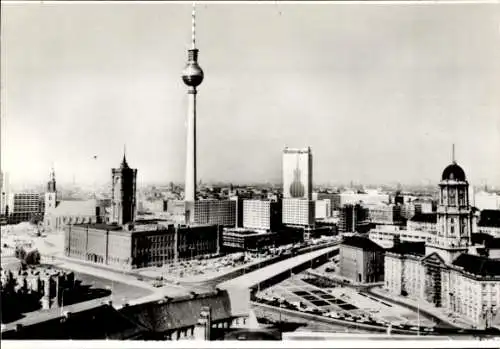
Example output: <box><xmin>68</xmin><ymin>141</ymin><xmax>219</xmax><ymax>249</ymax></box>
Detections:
<box><xmin>137</xmin><ymin>252</ymin><xmax>268</xmax><ymax>283</ymax></box>
<box><xmin>256</xmin><ymin>274</ymin><xmax>435</xmax><ymax>328</ymax></box>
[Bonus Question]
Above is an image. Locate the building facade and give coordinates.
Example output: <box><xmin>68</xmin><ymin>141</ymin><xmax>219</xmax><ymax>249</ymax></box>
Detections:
<box><xmin>111</xmin><ymin>155</ymin><xmax>137</xmax><ymax>225</ymax></box>
<box><xmin>1</xmin><ymin>171</ymin><xmax>10</xmax><ymax>218</ymax></box>
<box><xmin>477</xmin><ymin>210</ymin><xmax>500</xmax><ymax>238</ymax></box>
<box><xmin>282</xmin><ymin>147</ymin><xmax>312</xmax><ymax>200</ymax></box>
<box><xmin>193</xmin><ymin>199</ymin><xmax>236</xmax><ymax>227</ymax></box>
<box><xmin>384</xmin><ymin>158</ymin><xmax>500</xmax><ymax>329</ymax></box>
<box><xmin>366</xmin><ymin>203</ymin><xmax>404</xmax><ymax>226</ymax></box>
<box><xmin>339</xmin><ymin>191</ymin><xmax>390</xmax><ymax>206</ymax></box>
<box><xmin>313</xmin><ymin>192</ymin><xmax>341</xmax><ymax>211</ymax></box>
<box><xmin>7</xmin><ymin>193</ymin><xmax>44</xmax><ymax>224</ymax></box>
<box><xmin>282</xmin><ymin>198</ymin><xmax>315</xmax><ymax>227</ymax></box>
<box><xmin>242</xmin><ymin>199</ymin><xmax>281</xmax><ymax>231</ymax></box>
<box><xmin>407</xmin><ymin>213</ymin><xmax>437</xmax><ymax>235</ymax></box>
<box><xmin>339</xmin><ymin>236</ymin><xmax>385</xmax><ymax>284</ymax></box>
<box><xmin>475</xmin><ymin>192</ymin><xmax>500</xmax><ymax>211</ymax></box>
<box><xmin>314</xmin><ymin>199</ymin><xmax>331</xmax><ymax>219</ymax></box>
<box><xmin>64</xmin><ymin>222</ymin><xmax>221</xmax><ymax>269</ymax></box>
<box><xmin>222</xmin><ymin>228</ymin><xmax>277</xmax><ymax>251</ymax></box>
<box><xmin>338</xmin><ymin>204</ymin><xmax>369</xmax><ymax>234</ymax></box>
<box><xmin>369</xmin><ymin>225</ymin><xmax>429</xmax><ymax>248</ymax></box>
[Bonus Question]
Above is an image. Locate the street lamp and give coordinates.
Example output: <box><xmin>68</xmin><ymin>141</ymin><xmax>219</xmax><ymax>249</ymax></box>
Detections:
<box><xmin>417</xmin><ymin>299</ymin><xmax>420</xmax><ymax>336</ymax></box>
<box><xmin>59</xmin><ymin>288</ymin><xmax>67</xmax><ymax>317</ymax></box>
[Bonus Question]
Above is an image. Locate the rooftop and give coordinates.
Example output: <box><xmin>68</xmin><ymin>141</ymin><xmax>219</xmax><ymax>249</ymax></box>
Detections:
<box><xmin>410</xmin><ymin>213</ymin><xmax>437</xmax><ymax>224</ymax></box>
<box><xmin>386</xmin><ymin>241</ymin><xmax>426</xmax><ymax>256</ymax></box>
<box><xmin>471</xmin><ymin>232</ymin><xmax>494</xmax><ymax>245</ymax></box>
<box><xmin>223</xmin><ymin>228</ymin><xmax>275</xmax><ymax>236</ymax></box>
<box><xmin>341</xmin><ymin>236</ymin><xmax>384</xmax><ymax>251</ymax></box>
<box><xmin>452</xmin><ymin>254</ymin><xmax>500</xmax><ymax>277</ymax></box>
<box><xmin>478</xmin><ymin>209</ymin><xmax>500</xmax><ymax>228</ymax></box>
<box><xmin>53</xmin><ymin>199</ymin><xmax>98</xmax><ymax>217</ymax></box>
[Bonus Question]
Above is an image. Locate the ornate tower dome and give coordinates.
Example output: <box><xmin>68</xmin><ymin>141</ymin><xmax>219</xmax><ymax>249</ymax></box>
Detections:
<box><xmin>441</xmin><ymin>162</ymin><xmax>466</xmax><ymax>181</ymax></box>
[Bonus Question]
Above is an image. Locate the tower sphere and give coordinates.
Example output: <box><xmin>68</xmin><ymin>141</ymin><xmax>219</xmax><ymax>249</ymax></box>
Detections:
<box><xmin>182</xmin><ymin>50</ymin><xmax>204</xmax><ymax>87</ymax></box>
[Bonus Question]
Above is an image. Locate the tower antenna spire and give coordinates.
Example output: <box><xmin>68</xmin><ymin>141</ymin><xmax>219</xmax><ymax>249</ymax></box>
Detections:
<box><xmin>452</xmin><ymin>143</ymin><xmax>455</xmax><ymax>164</ymax></box>
<box><xmin>191</xmin><ymin>2</ymin><xmax>196</xmax><ymax>49</ymax></box>
<box><xmin>122</xmin><ymin>144</ymin><xmax>128</xmax><ymax>167</ymax></box>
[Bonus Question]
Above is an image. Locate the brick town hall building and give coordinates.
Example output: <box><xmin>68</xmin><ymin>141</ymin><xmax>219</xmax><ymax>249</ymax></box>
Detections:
<box><xmin>63</xmin><ymin>155</ymin><xmax>221</xmax><ymax>270</ymax></box>
<box><xmin>384</xmin><ymin>156</ymin><xmax>500</xmax><ymax>329</ymax></box>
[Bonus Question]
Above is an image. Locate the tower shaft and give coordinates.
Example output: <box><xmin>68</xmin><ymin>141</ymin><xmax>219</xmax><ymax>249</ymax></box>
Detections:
<box><xmin>185</xmin><ymin>89</ymin><xmax>197</xmax><ymax>204</ymax></box>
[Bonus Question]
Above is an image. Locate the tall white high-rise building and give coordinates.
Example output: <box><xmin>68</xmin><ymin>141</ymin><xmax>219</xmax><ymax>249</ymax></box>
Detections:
<box><xmin>281</xmin><ymin>148</ymin><xmax>315</xmax><ymax>234</ymax></box>
<box><xmin>282</xmin><ymin>147</ymin><xmax>313</xmax><ymax>200</ymax></box>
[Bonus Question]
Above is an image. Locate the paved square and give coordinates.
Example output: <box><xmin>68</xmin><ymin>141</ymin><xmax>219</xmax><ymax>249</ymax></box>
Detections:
<box><xmin>257</xmin><ymin>273</ymin><xmax>436</xmax><ymax>327</ymax></box>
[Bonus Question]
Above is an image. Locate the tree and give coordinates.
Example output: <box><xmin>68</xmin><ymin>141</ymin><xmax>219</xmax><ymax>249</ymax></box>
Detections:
<box><xmin>15</xmin><ymin>246</ymin><xmax>26</xmax><ymax>261</ymax></box>
<box><xmin>24</xmin><ymin>249</ymin><xmax>41</xmax><ymax>265</ymax></box>
<box><xmin>14</xmin><ymin>247</ymin><xmax>41</xmax><ymax>265</ymax></box>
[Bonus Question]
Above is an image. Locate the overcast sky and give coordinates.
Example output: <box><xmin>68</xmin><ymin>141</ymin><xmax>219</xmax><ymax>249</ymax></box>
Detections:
<box><xmin>2</xmin><ymin>2</ymin><xmax>500</xmax><ymax>188</ymax></box>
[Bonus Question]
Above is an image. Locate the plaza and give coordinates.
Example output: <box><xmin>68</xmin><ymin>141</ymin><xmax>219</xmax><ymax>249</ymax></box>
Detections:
<box><xmin>256</xmin><ymin>273</ymin><xmax>435</xmax><ymax>329</ymax></box>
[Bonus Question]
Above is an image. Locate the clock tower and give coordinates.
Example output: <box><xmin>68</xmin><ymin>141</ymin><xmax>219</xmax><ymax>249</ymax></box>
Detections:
<box><xmin>111</xmin><ymin>153</ymin><xmax>137</xmax><ymax>225</ymax></box>
<box><xmin>426</xmin><ymin>146</ymin><xmax>472</xmax><ymax>264</ymax></box>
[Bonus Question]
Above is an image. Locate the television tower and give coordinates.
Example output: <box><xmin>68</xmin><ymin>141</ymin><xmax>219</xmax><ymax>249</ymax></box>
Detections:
<box><xmin>182</xmin><ymin>3</ymin><xmax>204</xmax><ymax>223</ymax></box>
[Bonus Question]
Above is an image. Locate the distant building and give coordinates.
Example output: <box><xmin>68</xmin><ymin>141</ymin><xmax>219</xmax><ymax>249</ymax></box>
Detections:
<box><xmin>477</xmin><ymin>210</ymin><xmax>500</xmax><ymax>238</ymax></box>
<box><xmin>138</xmin><ymin>198</ymin><xmax>165</xmax><ymax>213</ymax></box>
<box><xmin>222</xmin><ymin>228</ymin><xmax>277</xmax><ymax>251</ymax></box>
<box><xmin>282</xmin><ymin>147</ymin><xmax>312</xmax><ymax>200</ymax></box>
<box><xmin>313</xmin><ymin>192</ymin><xmax>341</xmax><ymax>211</ymax></box>
<box><xmin>414</xmin><ymin>200</ymin><xmax>434</xmax><ymax>214</ymax></box>
<box><xmin>338</xmin><ymin>204</ymin><xmax>369</xmax><ymax>234</ymax></box>
<box><xmin>366</xmin><ymin>203</ymin><xmax>404</xmax><ymax>226</ymax></box>
<box><xmin>407</xmin><ymin>212</ymin><xmax>437</xmax><ymax>235</ymax></box>
<box><xmin>339</xmin><ymin>191</ymin><xmax>390</xmax><ymax>206</ymax></box>
<box><xmin>1</xmin><ymin>171</ymin><xmax>10</xmax><ymax>217</ymax></box>
<box><xmin>314</xmin><ymin>199</ymin><xmax>331</xmax><ymax>219</ymax></box>
<box><xmin>475</xmin><ymin>191</ymin><xmax>500</xmax><ymax>211</ymax></box>
<box><xmin>369</xmin><ymin>213</ymin><xmax>437</xmax><ymax>248</ymax></box>
<box><xmin>242</xmin><ymin>199</ymin><xmax>281</xmax><ymax>231</ymax></box>
<box><xmin>43</xmin><ymin>167</ymin><xmax>112</xmax><ymax>231</ymax></box>
<box><xmin>229</xmin><ymin>192</ymin><xmax>254</xmax><ymax>228</ymax></box>
<box><xmin>64</xmin><ymin>222</ymin><xmax>221</xmax><ymax>269</ymax></box>
<box><xmin>7</xmin><ymin>192</ymin><xmax>44</xmax><ymax>224</ymax></box>
<box><xmin>339</xmin><ymin>236</ymin><xmax>385</xmax><ymax>284</ymax></box>
<box><xmin>193</xmin><ymin>199</ymin><xmax>236</xmax><ymax>227</ymax></box>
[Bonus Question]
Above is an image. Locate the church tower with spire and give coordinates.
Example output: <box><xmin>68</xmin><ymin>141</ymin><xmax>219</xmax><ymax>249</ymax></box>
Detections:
<box><xmin>182</xmin><ymin>3</ymin><xmax>204</xmax><ymax>224</ymax></box>
<box><xmin>111</xmin><ymin>150</ymin><xmax>137</xmax><ymax>226</ymax></box>
<box><xmin>44</xmin><ymin>166</ymin><xmax>59</xmax><ymax>230</ymax></box>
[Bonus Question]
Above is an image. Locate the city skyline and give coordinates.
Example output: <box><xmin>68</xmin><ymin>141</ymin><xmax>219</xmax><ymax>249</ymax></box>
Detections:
<box><xmin>2</xmin><ymin>3</ymin><xmax>500</xmax><ymax>188</ymax></box>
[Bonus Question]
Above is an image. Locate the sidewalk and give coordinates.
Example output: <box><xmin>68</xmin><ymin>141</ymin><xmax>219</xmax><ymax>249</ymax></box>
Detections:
<box><xmin>306</xmin><ymin>269</ymin><xmax>384</xmax><ymax>288</ymax></box>
<box><xmin>368</xmin><ymin>287</ymin><xmax>474</xmax><ymax>329</ymax></box>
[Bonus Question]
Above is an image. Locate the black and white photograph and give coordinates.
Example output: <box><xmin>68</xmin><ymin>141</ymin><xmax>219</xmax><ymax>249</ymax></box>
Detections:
<box><xmin>1</xmin><ymin>0</ymin><xmax>500</xmax><ymax>346</ymax></box>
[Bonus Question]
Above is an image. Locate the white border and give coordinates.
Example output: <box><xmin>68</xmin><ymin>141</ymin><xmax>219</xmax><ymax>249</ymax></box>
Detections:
<box><xmin>2</xmin><ymin>0</ymin><xmax>499</xmax><ymax>348</ymax></box>
<box><xmin>2</xmin><ymin>339</ymin><xmax>500</xmax><ymax>348</ymax></box>
<box><xmin>1</xmin><ymin>1</ymin><xmax>500</xmax><ymax>5</ymax></box>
